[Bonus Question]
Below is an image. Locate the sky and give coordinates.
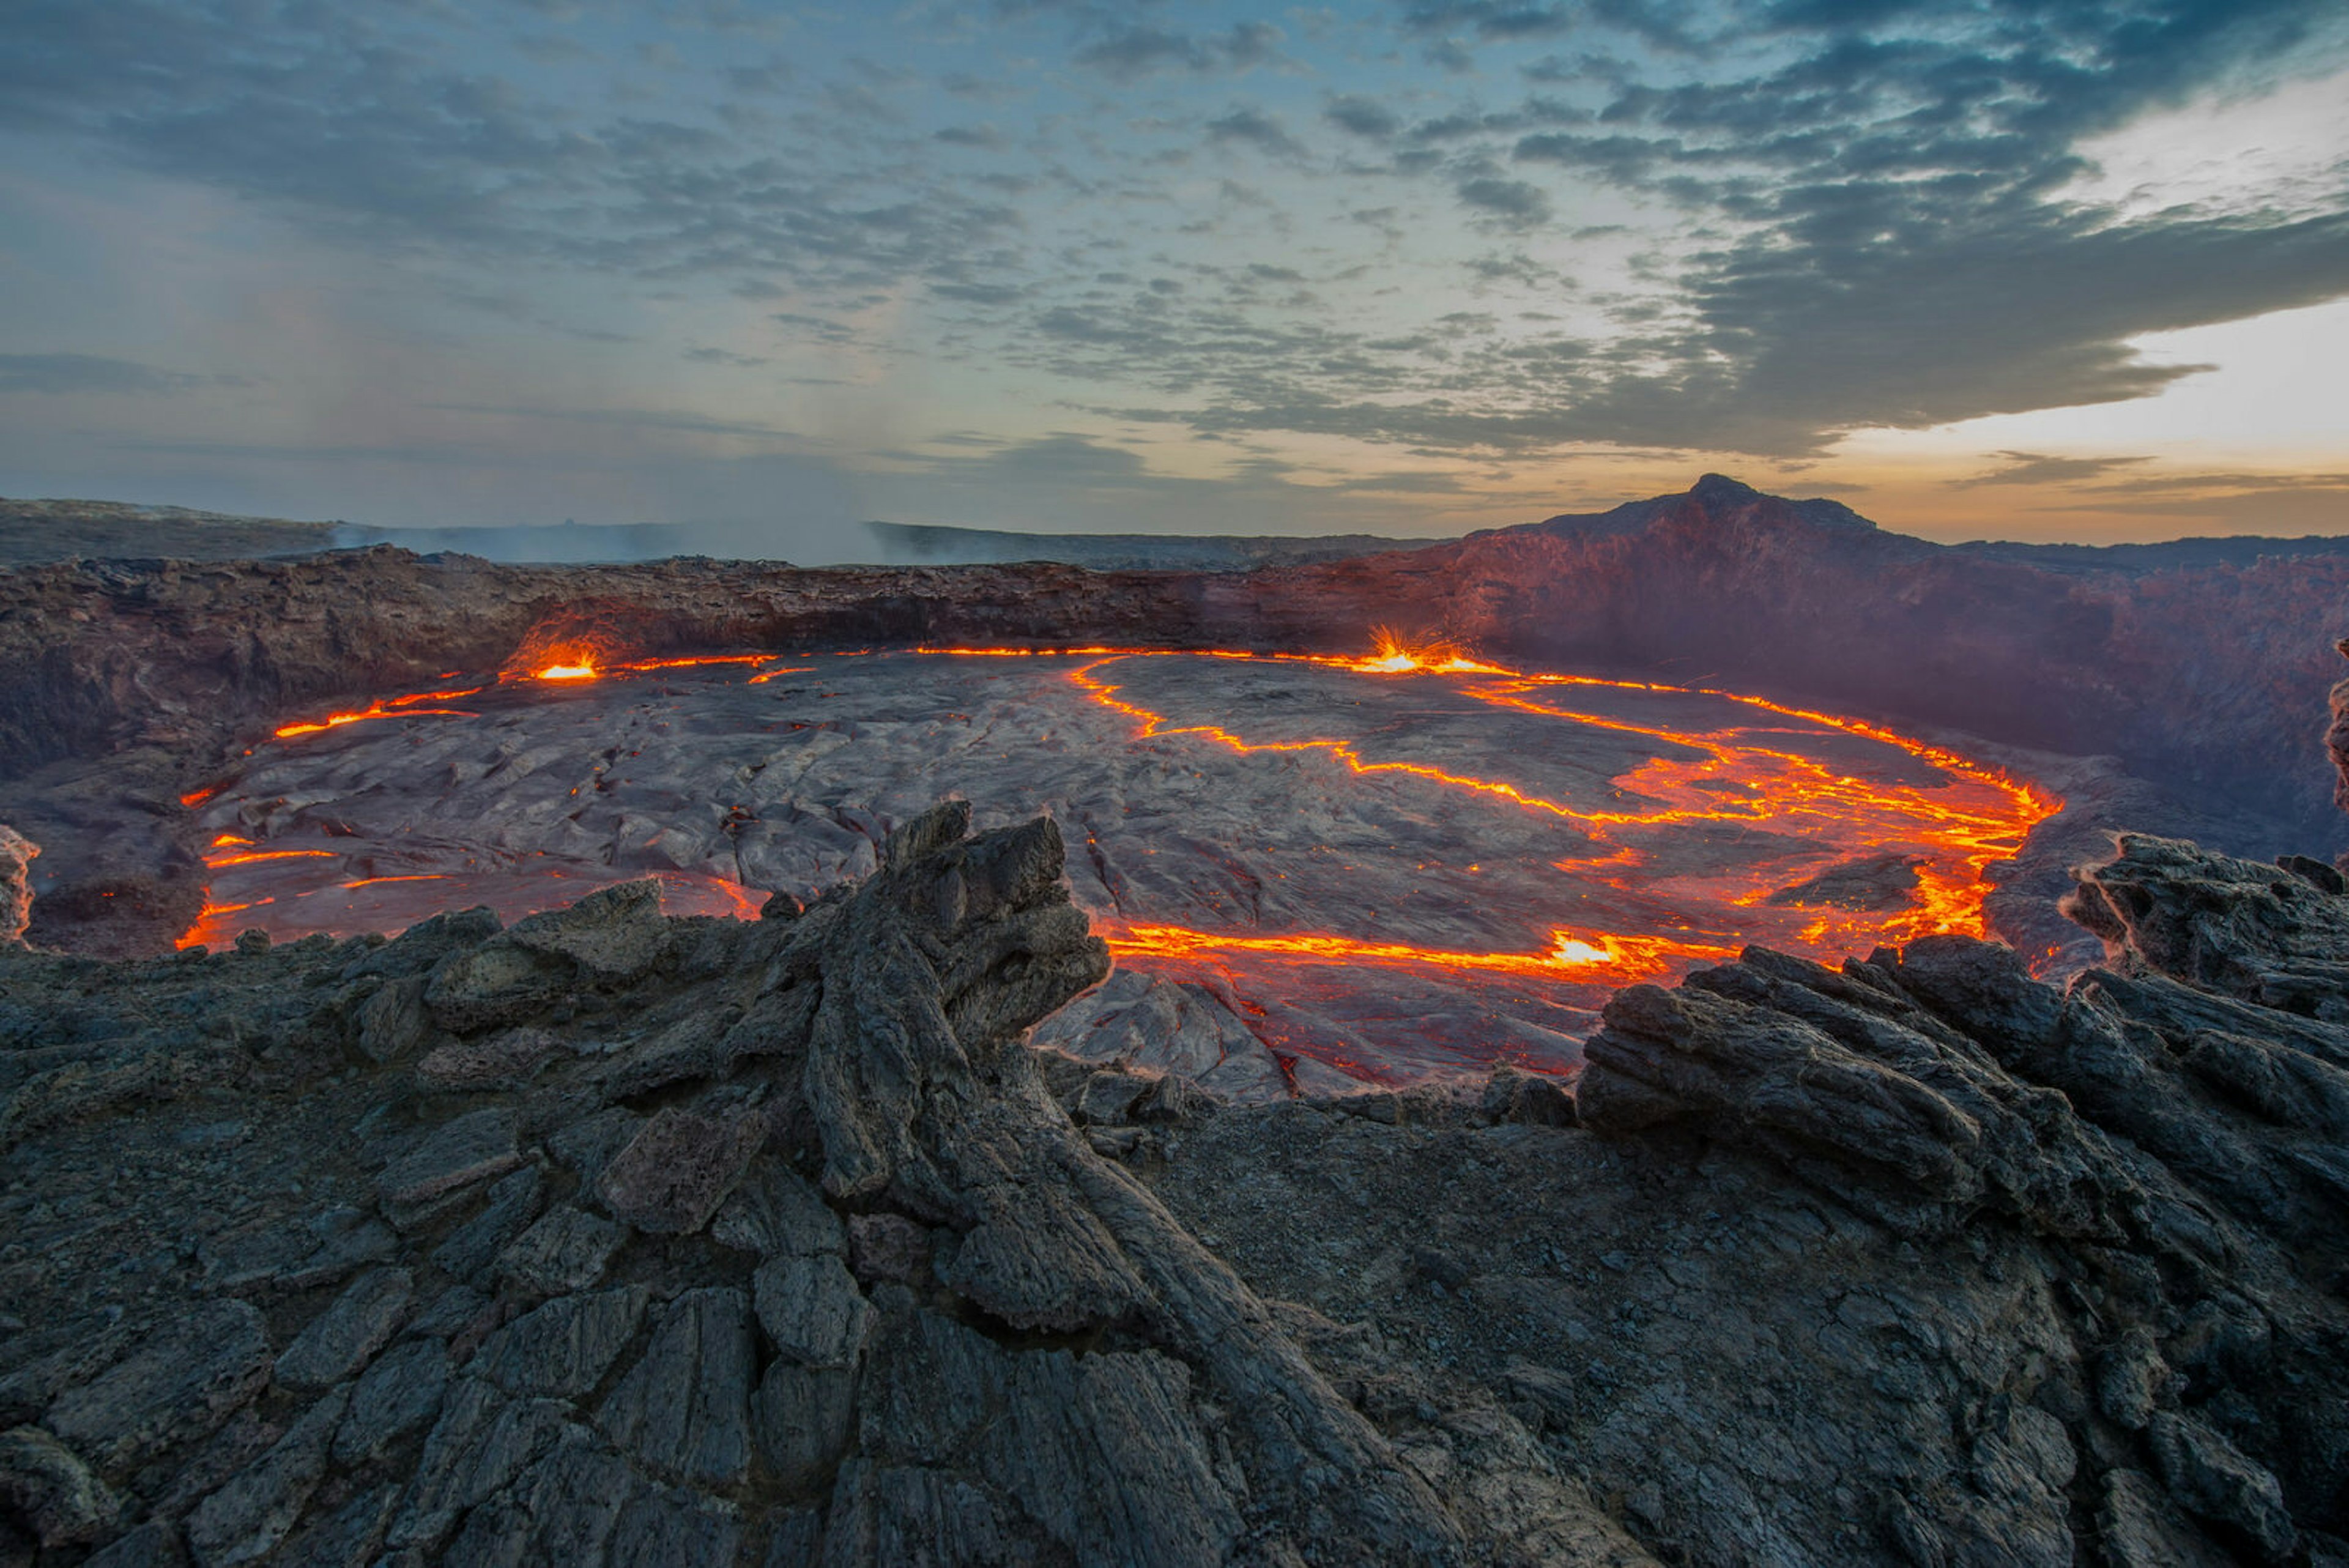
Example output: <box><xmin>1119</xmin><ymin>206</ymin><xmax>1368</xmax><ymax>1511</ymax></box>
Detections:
<box><xmin>1</xmin><ymin>0</ymin><xmax>2346</xmax><ymax>556</ymax></box>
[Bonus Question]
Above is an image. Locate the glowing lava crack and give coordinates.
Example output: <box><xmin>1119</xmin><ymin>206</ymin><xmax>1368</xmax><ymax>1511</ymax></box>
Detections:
<box><xmin>180</xmin><ymin>635</ymin><xmax>2057</xmax><ymax>1090</ymax></box>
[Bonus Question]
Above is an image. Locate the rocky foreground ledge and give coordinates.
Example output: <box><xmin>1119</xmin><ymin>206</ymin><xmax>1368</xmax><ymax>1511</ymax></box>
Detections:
<box><xmin>1</xmin><ymin>814</ymin><xmax>2345</xmax><ymax>1565</ymax></box>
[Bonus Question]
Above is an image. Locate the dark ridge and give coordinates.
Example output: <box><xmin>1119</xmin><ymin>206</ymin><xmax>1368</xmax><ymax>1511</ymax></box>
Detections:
<box><xmin>863</xmin><ymin>521</ymin><xmax>1412</xmax><ymax>571</ymax></box>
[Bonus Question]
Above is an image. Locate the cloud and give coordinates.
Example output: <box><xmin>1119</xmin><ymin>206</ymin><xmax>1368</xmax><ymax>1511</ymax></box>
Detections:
<box><xmin>6</xmin><ymin>0</ymin><xmax>2348</xmax><ymax>489</ymax></box>
<box><xmin>425</xmin><ymin>402</ymin><xmax>800</xmax><ymax>441</ymax></box>
<box><xmin>0</xmin><ymin>2</ymin><xmax>1025</xmax><ymax>304</ymax></box>
<box><xmin>0</xmin><ymin>353</ymin><xmax>220</xmax><ymax>395</ymax></box>
<box><xmin>1399</xmin><ymin>3</ymin><xmax>1576</xmax><ymax>40</ymax></box>
<box><xmin>1204</xmin><ymin>108</ymin><xmax>1305</xmax><ymax>159</ymax></box>
<box><xmin>2023</xmin><ymin>470</ymin><xmax>2349</xmax><ymax>533</ymax></box>
<box><xmin>1399</xmin><ymin>0</ymin><xmax>1699</xmax><ymax>50</ymax></box>
<box><xmin>1069</xmin><ymin>20</ymin><xmax>1286</xmax><ymax>81</ymax></box>
<box><xmin>1455</xmin><ymin>175</ymin><xmax>1550</xmax><ymax>228</ymax></box>
<box><xmin>1325</xmin><ymin>95</ymin><xmax>1401</xmax><ymax>139</ymax></box>
<box><xmin>1955</xmin><ymin>451</ymin><xmax>2156</xmax><ymax>487</ymax></box>
<box><xmin>981</xmin><ymin>432</ymin><xmax>1149</xmax><ymax>480</ymax></box>
<box><xmin>683</xmin><ymin>347</ymin><xmax>770</xmax><ymax>368</ymax></box>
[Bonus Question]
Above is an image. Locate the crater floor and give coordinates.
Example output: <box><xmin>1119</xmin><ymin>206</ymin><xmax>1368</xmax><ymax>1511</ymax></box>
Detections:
<box><xmin>183</xmin><ymin>644</ymin><xmax>2054</xmax><ymax>1096</ymax></box>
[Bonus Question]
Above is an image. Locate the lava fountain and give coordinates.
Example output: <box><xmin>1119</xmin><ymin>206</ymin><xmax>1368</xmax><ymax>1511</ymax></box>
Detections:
<box><xmin>178</xmin><ymin>635</ymin><xmax>2057</xmax><ymax>1096</ymax></box>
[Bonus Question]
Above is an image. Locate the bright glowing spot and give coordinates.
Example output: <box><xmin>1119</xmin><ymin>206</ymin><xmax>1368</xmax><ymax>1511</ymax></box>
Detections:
<box><xmin>1329</xmin><ymin>628</ymin><xmax>1512</xmax><ymax>677</ymax></box>
<box><xmin>537</xmin><ymin>662</ymin><xmax>598</xmax><ymax>682</ymax></box>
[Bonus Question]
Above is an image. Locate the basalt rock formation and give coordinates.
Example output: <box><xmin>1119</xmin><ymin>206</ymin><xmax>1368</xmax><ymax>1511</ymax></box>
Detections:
<box><xmin>6</xmin><ymin>798</ymin><xmax>2349</xmax><ymax>1562</ymax></box>
<box><xmin>0</xmin><ymin>806</ymin><xmax>1640</xmax><ymax>1564</ymax></box>
<box><xmin>1567</xmin><ymin>832</ymin><xmax>2349</xmax><ymax>1563</ymax></box>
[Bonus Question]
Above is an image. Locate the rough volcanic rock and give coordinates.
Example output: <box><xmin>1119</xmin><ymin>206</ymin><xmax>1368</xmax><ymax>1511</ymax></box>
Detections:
<box><xmin>594</xmin><ymin>1287</ymin><xmax>757</xmax><ymax>1488</ymax></box>
<box><xmin>9</xmin><ymin>806</ymin><xmax>2349</xmax><ymax>1562</ymax></box>
<box><xmin>2065</xmin><ymin>830</ymin><xmax>2349</xmax><ymax>1017</ymax></box>
<box><xmin>0</xmin><ymin>1425</ymin><xmax>119</xmax><ymax>1547</ymax></box>
<box><xmin>0</xmin><ymin>806</ymin><xmax>1574</xmax><ymax>1562</ymax></box>
<box><xmin>1548</xmin><ymin>833</ymin><xmax>2349</xmax><ymax>1562</ymax></box>
<box><xmin>41</xmin><ymin>1301</ymin><xmax>273</xmax><ymax>1470</ymax></box>
<box><xmin>272</xmin><ymin>1266</ymin><xmax>414</xmax><ymax>1390</ymax></box>
<box><xmin>594</xmin><ymin>1104</ymin><xmax>765</xmax><ymax>1235</ymax></box>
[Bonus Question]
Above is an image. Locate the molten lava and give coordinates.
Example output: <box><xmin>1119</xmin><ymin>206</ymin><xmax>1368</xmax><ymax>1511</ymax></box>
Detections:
<box><xmin>1101</xmin><ymin>921</ymin><xmax>1733</xmax><ymax>986</ymax></box>
<box><xmin>178</xmin><ymin>634</ymin><xmax>2061</xmax><ymax>1077</ymax></box>
<box><xmin>272</xmin><ymin>686</ymin><xmax>484</xmax><ymax>740</ymax></box>
<box><xmin>1330</xmin><ymin>628</ymin><xmax>1511</xmax><ymax>677</ymax></box>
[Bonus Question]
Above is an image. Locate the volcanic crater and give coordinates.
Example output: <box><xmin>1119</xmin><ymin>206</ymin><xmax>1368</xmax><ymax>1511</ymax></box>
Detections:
<box><xmin>177</xmin><ymin>634</ymin><xmax>2054</xmax><ymax>1096</ymax></box>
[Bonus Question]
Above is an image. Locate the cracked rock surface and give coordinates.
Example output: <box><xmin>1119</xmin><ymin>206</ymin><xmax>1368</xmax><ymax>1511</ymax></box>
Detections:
<box><xmin>0</xmin><ymin>805</ymin><xmax>1609</xmax><ymax>1564</ymax></box>
<box><xmin>4</xmin><ymin>808</ymin><xmax>2348</xmax><ymax>1563</ymax></box>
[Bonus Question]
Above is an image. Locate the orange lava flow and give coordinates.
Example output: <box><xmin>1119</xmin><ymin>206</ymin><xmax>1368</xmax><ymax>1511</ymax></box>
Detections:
<box><xmin>1103</xmin><ymin>922</ymin><xmax>1734</xmax><ymax>986</ymax></box>
<box><xmin>618</xmin><ymin>654</ymin><xmax>770</xmax><ymax>673</ymax></box>
<box><xmin>531</xmin><ymin>653</ymin><xmax>777</xmax><ymax>683</ymax></box>
<box><xmin>1461</xmin><ymin>672</ymin><xmax>2054</xmax><ymax>947</ymax></box>
<box><xmin>274</xmin><ymin>686</ymin><xmax>485</xmax><ymax>738</ymax></box>
<box><xmin>270</xmin><ymin>652</ymin><xmax>804</xmax><ymax>743</ymax></box>
<box><xmin>206</xmin><ymin>849</ymin><xmax>339</xmax><ymax>867</ymax></box>
<box><xmin>707</xmin><ymin>880</ymin><xmax>770</xmax><ymax>921</ymax></box>
<box><xmin>1052</xmin><ymin>637</ymin><xmax>2057</xmax><ymax>983</ymax></box>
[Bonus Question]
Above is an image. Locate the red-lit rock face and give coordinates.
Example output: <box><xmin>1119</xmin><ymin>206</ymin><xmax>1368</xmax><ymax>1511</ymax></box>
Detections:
<box><xmin>182</xmin><ymin>638</ymin><xmax>2053</xmax><ymax>1095</ymax></box>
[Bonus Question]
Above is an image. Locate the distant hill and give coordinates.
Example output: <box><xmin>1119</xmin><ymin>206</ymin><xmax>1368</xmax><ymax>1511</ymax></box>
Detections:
<box><xmin>10</xmin><ymin>481</ymin><xmax>2347</xmax><ymax>578</ymax></box>
<box><xmin>1962</xmin><ymin>533</ymin><xmax>2349</xmax><ymax>575</ymax></box>
<box><xmin>0</xmin><ymin>497</ymin><xmax>335</xmax><ymax>565</ymax></box>
<box><xmin>1522</xmin><ymin>474</ymin><xmax>2349</xmax><ymax>575</ymax></box>
<box><xmin>864</xmin><ymin>521</ymin><xmax>1414</xmax><ymax>571</ymax></box>
<box><xmin>1522</xmin><ymin>475</ymin><xmax>1882</xmax><ymax>542</ymax></box>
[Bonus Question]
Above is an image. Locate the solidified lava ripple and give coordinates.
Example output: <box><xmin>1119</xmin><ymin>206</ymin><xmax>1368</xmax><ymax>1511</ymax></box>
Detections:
<box><xmin>179</xmin><ymin>637</ymin><xmax>2057</xmax><ymax>1092</ymax></box>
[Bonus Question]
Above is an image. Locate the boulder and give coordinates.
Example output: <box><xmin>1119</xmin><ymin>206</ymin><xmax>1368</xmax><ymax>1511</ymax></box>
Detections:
<box><xmin>594</xmin><ymin>1104</ymin><xmax>765</xmax><ymax>1235</ymax></box>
